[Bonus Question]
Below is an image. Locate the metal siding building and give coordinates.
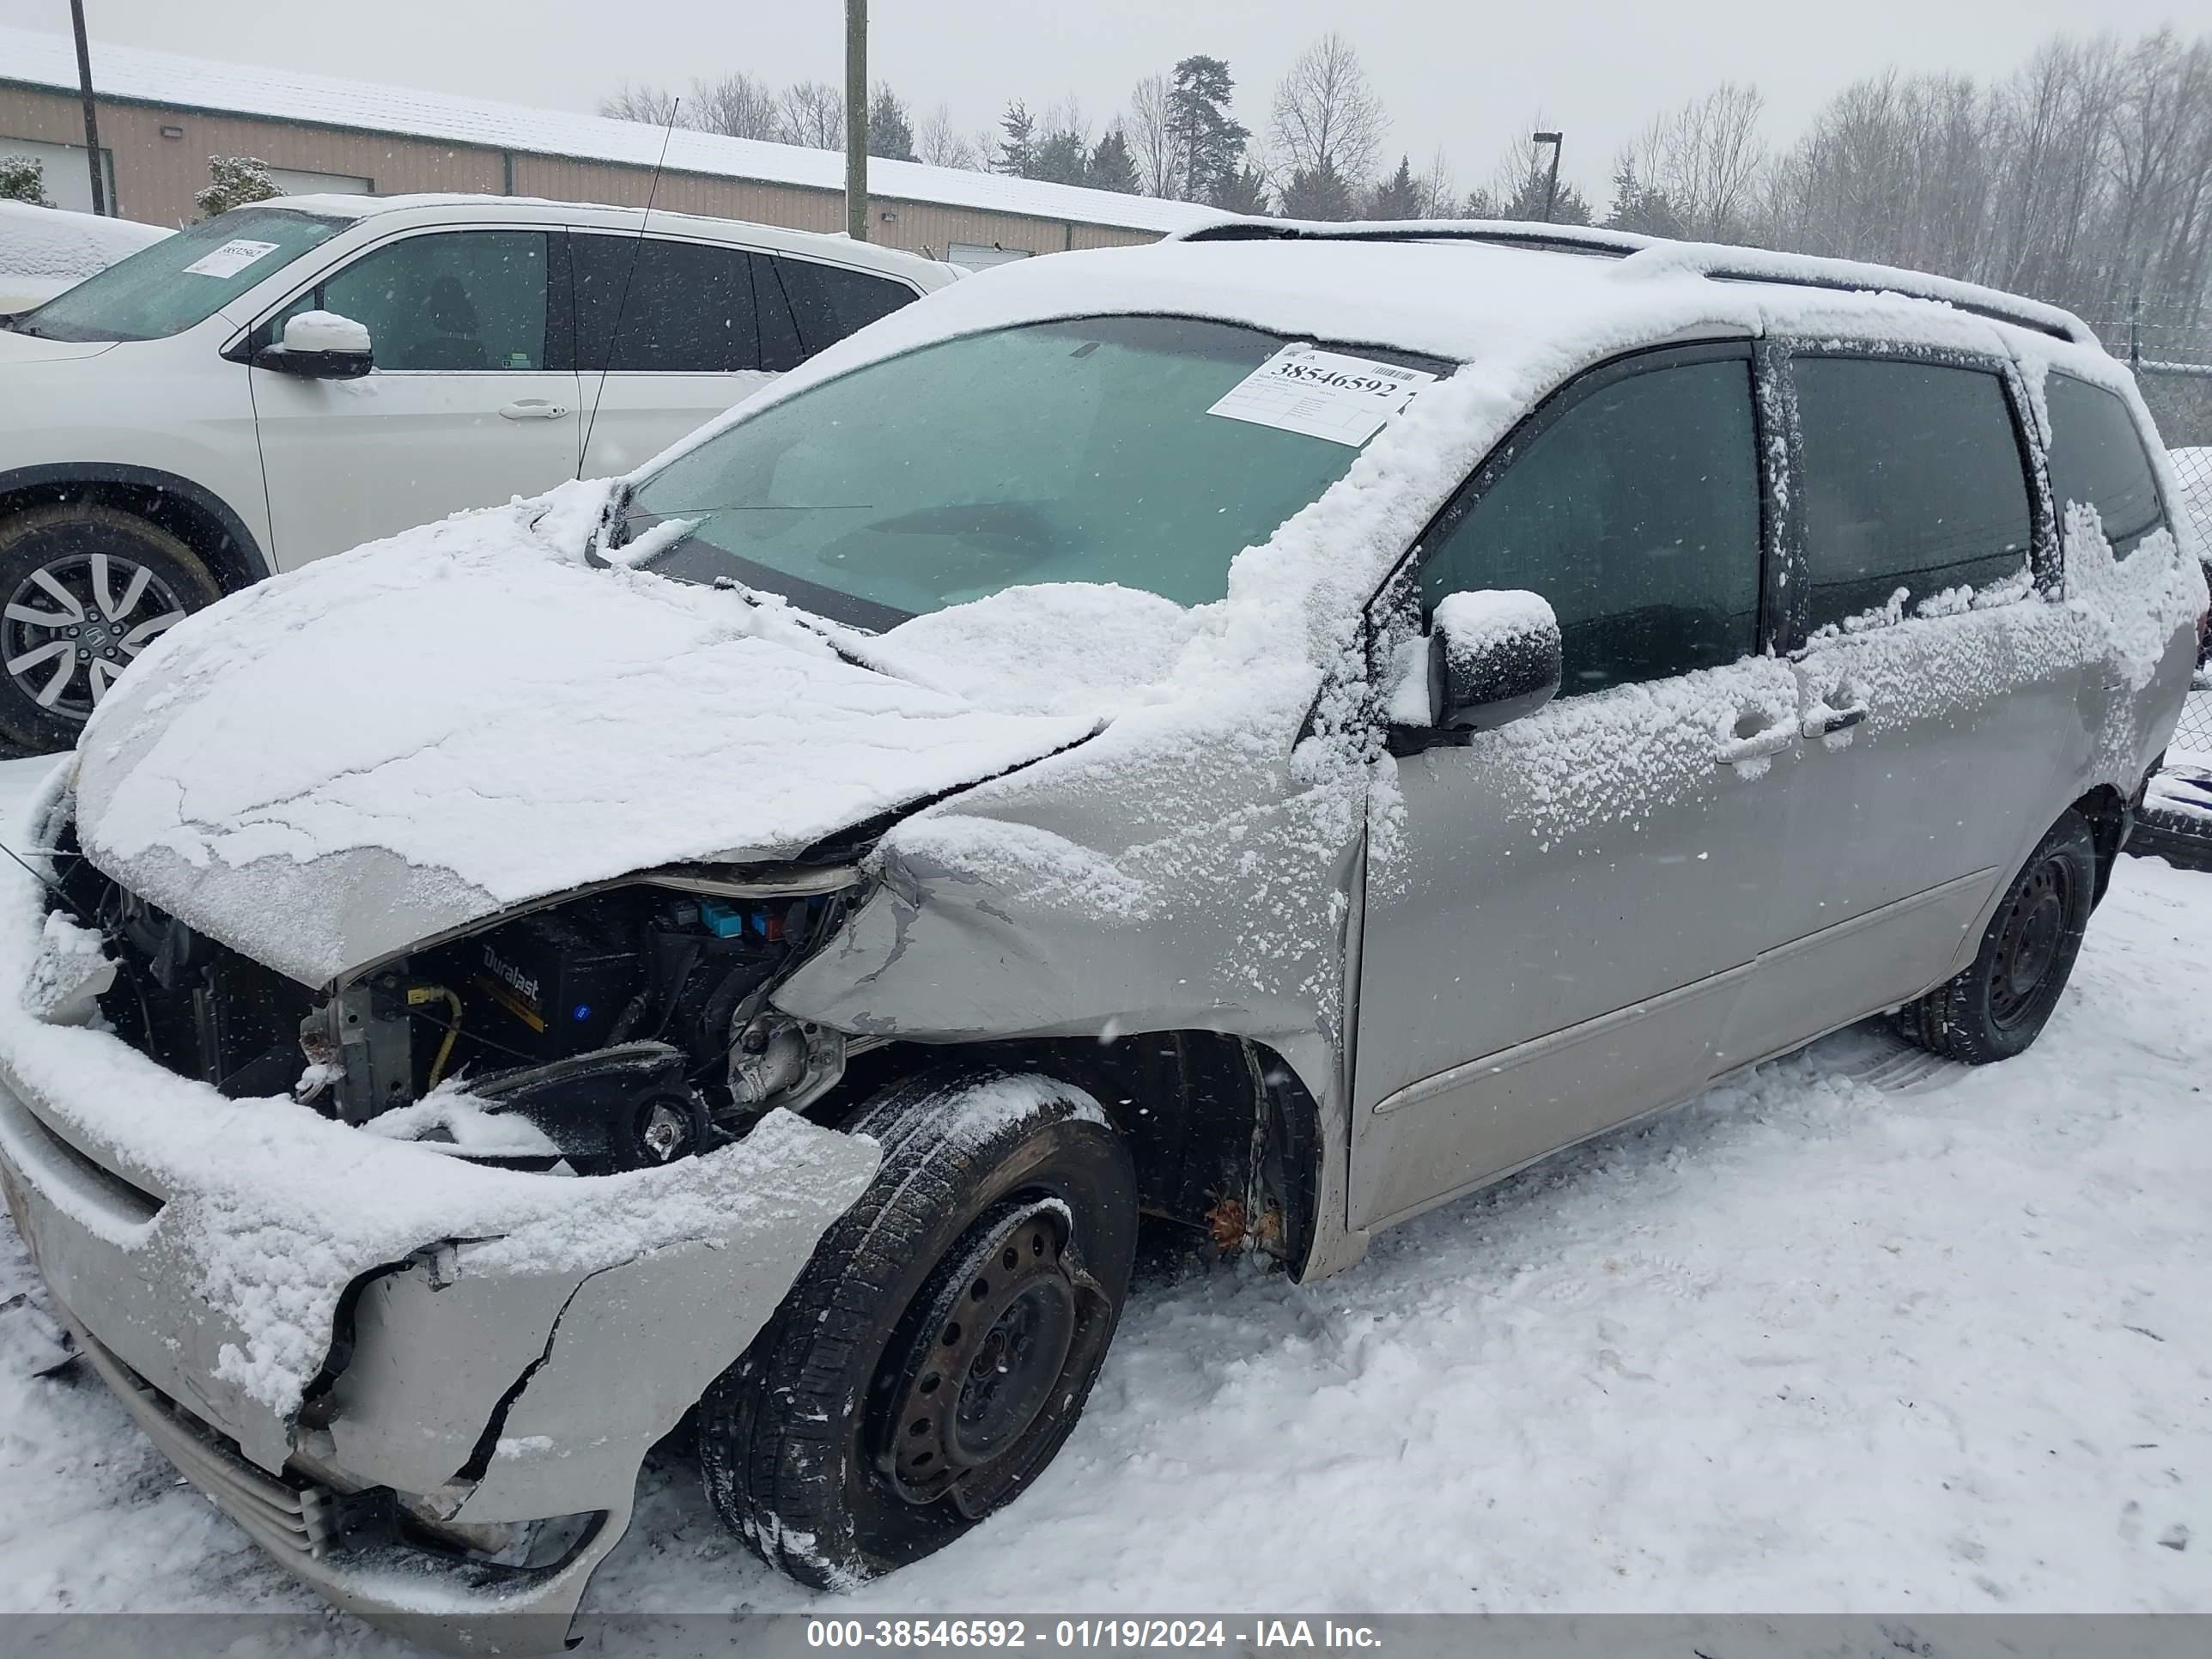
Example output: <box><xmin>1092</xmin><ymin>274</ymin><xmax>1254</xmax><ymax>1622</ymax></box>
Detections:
<box><xmin>0</xmin><ymin>25</ymin><xmax>1216</xmax><ymax>258</ymax></box>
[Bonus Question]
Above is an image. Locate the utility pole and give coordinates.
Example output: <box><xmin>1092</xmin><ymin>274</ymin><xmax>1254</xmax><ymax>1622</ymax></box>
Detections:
<box><xmin>844</xmin><ymin>0</ymin><xmax>868</xmax><ymax>241</ymax></box>
<box><xmin>70</xmin><ymin>0</ymin><xmax>106</xmax><ymax>216</ymax></box>
<box><xmin>1532</xmin><ymin>131</ymin><xmax>1563</xmax><ymax>224</ymax></box>
<box><xmin>2129</xmin><ymin>287</ymin><xmax>2142</xmax><ymax>369</ymax></box>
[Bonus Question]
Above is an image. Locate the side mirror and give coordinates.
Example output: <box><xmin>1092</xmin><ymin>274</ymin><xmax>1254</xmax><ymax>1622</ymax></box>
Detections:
<box><xmin>1425</xmin><ymin>588</ymin><xmax>1563</xmax><ymax>732</ymax></box>
<box><xmin>255</xmin><ymin>310</ymin><xmax>373</xmax><ymax>379</ymax></box>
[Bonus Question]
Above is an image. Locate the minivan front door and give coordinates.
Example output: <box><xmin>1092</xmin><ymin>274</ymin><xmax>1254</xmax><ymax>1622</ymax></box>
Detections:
<box><xmin>249</xmin><ymin>228</ymin><xmax>580</xmax><ymax>568</ymax></box>
<box><xmin>1350</xmin><ymin>344</ymin><xmax>1798</xmax><ymax>1231</ymax></box>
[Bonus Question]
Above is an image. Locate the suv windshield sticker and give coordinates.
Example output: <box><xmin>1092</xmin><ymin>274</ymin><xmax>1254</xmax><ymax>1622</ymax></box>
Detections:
<box><xmin>181</xmin><ymin>239</ymin><xmax>283</xmax><ymax>280</ymax></box>
<box><xmin>1206</xmin><ymin>345</ymin><xmax>1438</xmax><ymax>447</ymax></box>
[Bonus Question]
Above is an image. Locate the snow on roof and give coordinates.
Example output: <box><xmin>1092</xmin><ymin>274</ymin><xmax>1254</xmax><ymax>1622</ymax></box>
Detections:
<box><xmin>0</xmin><ymin>24</ymin><xmax>1223</xmax><ymax>238</ymax></box>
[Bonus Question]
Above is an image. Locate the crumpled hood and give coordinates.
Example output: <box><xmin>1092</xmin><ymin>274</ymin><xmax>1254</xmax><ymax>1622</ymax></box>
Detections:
<box><xmin>73</xmin><ymin>487</ymin><xmax>1102</xmax><ymax>987</ymax></box>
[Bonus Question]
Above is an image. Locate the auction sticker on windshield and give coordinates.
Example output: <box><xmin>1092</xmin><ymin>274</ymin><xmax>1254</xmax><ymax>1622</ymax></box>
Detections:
<box><xmin>181</xmin><ymin>239</ymin><xmax>282</xmax><ymax>279</ymax></box>
<box><xmin>1206</xmin><ymin>346</ymin><xmax>1437</xmax><ymax>447</ymax></box>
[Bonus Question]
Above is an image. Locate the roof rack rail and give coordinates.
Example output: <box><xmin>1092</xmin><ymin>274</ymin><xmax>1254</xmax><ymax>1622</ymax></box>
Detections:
<box><xmin>1172</xmin><ymin>218</ymin><xmax>2094</xmax><ymax>347</ymax></box>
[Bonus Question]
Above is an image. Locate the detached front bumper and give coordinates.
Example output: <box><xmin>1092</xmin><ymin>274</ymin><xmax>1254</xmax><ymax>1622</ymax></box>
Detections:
<box><xmin>0</xmin><ymin>1060</ymin><xmax>877</xmax><ymax>1654</ymax></box>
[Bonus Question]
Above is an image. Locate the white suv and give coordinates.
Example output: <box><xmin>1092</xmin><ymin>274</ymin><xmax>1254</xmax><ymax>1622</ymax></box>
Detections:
<box><xmin>0</xmin><ymin>194</ymin><xmax>956</xmax><ymax>750</ymax></box>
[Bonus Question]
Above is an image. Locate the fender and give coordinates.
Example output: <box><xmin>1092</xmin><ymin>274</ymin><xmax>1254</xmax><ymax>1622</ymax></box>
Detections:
<box><xmin>0</xmin><ymin>461</ymin><xmax>274</xmax><ymax>586</ymax></box>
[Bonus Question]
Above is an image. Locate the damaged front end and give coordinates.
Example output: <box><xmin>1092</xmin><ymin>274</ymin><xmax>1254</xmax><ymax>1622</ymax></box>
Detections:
<box><xmin>0</xmin><ymin>794</ymin><xmax>884</xmax><ymax>1653</ymax></box>
<box><xmin>53</xmin><ymin>819</ymin><xmax>872</xmax><ymax>1176</ymax></box>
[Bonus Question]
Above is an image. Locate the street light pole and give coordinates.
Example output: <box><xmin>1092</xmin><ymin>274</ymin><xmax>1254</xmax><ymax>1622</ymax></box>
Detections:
<box><xmin>69</xmin><ymin>0</ymin><xmax>106</xmax><ymax>215</ymax></box>
<box><xmin>1532</xmin><ymin>131</ymin><xmax>1563</xmax><ymax>224</ymax></box>
<box><xmin>844</xmin><ymin>0</ymin><xmax>868</xmax><ymax>241</ymax></box>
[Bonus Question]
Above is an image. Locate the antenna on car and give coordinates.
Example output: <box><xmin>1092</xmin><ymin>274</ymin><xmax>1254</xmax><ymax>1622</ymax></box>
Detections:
<box><xmin>579</xmin><ymin>100</ymin><xmax>679</xmax><ymax>479</ymax></box>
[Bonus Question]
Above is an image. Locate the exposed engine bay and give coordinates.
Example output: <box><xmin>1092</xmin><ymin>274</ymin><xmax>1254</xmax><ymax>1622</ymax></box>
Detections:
<box><xmin>52</xmin><ymin>824</ymin><xmax>863</xmax><ymax>1175</ymax></box>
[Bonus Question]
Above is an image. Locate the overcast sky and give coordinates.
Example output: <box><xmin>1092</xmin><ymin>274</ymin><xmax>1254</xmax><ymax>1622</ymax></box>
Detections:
<box><xmin>1</xmin><ymin>0</ymin><xmax>2195</xmax><ymax>200</ymax></box>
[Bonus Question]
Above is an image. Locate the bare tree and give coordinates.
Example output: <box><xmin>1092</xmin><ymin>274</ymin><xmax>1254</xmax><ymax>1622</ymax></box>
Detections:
<box><xmin>600</xmin><ymin>83</ymin><xmax>683</xmax><ymax>126</ymax></box>
<box><xmin>914</xmin><ymin>103</ymin><xmax>983</xmax><ymax>169</ymax></box>
<box><xmin>1268</xmin><ymin>33</ymin><xmax>1387</xmax><ymax>190</ymax></box>
<box><xmin>1620</xmin><ymin>83</ymin><xmax>1768</xmax><ymax>243</ymax></box>
<box><xmin>688</xmin><ymin>72</ymin><xmax>783</xmax><ymax>142</ymax></box>
<box><xmin>779</xmin><ymin>82</ymin><xmax>846</xmax><ymax>151</ymax></box>
<box><xmin>1126</xmin><ymin>73</ymin><xmax>1177</xmax><ymax>197</ymax></box>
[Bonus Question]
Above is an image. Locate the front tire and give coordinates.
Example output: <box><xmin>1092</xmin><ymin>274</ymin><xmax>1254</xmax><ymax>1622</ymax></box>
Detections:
<box><xmin>0</xmin><ymin>506</ymin><xmax>221</xmax><ymax>753</ymax></box>
<box><xmin>1897</xmin><ymin>810</ymin><xmax>2097</xmax><ymax>1064</ymax></box>
<box><xmin>699</xmin><ymin>1067</ymin><xmax>1138</xmax><ymax>1589</ymax></box>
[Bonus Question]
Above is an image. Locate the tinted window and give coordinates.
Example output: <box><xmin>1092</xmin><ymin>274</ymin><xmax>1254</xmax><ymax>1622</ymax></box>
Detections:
<box><xmin>1794</xmin><ymin>357</ymin><xmax>2032</xmax><ymax>629</ymax></box>
<box><xmin>276</xmin><ymin>230</ymin><xmax>550</xmax><ymax>371</ymax></box>
<box><xmin>2046</xmin><ymin>373</ymin><xmax>2166</xmax><ymax>554</ymax></box>
<box><xmin>1420</xmin><ymin>357</ymin><xmax>1762</xmax><ymax>696</ymax></box>
<box><xmin>572</xmin><ymin>235</ymin><xmax>758</xmax><ymax>372</ymax></box>
<box><xmin>774</xmin><ymin>257</ymin><xmax>919</xmax><ymax>356</ymax></box>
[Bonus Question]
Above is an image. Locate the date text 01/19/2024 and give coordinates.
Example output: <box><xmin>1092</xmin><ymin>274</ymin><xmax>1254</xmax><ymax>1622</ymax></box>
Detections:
<box><xmin>805</xmin><ymin>1620</ymin><xmax>1386</xmax><ymax>1650</ymax></box>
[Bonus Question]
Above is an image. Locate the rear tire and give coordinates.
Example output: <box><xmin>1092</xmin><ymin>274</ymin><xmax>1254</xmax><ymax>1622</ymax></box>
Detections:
<box><xmin>698</xmin><ymin>1067</ymin><xmax>1137</xmax><ymax>1589</ymax></box>
<box><xmin>1896</xmin><ymin>810</ymin><xmax>2096</xmax><ymax>1064</ymax></box>
<box><xmin>0</xmin><ymin>506</ymin><xmax>221</xmax><ymax>754</ymax></box>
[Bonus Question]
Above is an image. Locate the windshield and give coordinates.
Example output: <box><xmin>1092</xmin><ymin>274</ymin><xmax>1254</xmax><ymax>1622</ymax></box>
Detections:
<box><xmin>623</xmin><ymin>315</ymin><xmax>1444</xmax><ymax>629</ymax></box>
<box><xmin>11</xmin><ymin>206</ymin><xmax>348</xmax><ymax>342</ymax></box>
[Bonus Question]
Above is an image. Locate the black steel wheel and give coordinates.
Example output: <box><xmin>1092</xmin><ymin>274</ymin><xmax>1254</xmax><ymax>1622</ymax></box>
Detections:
<box><xmin>0</xmin><ymin>506</ymin><xmax>221</xmax><ymax>752</ymax></box>
<box><xmin>698</xmin><ymin>1066</ymin><xmax>1136</xmax><ymax>1589</ymax></box>
<box><xmin>1897</xmin><ymin>810</ymin><xmax>2097</xmax><ymax>1064</ymax></box>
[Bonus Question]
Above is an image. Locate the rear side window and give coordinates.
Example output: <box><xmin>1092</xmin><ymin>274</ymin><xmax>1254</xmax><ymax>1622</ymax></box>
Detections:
<box><xmin>572</xmin><ymin>234</ymin><xmax>759</xmax><ymax>373</ymax></box>
<box><xmin>1419</xmin><ymin>356</ymin><xmax>1762</xmax><ymax>696</ymax></box>
<box><xmin>1794</xmin><ymin>357</ymin><xmax>2033</xmax><ymax>630</ymax></box>
<box><xmin>2045</xmin><ymin>374</ymin><xmax>2166</xmax><ymax>555</ymax></box>
<box><xmin>771</xmin><ymin>257</ymin><xmax>919</xmax><ymax>356</ymax></box>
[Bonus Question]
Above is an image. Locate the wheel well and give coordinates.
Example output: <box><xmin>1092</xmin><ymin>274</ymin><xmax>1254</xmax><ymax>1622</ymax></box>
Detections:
<box><xmin>822</xmin><ymin>1031</ymin><xmax>1326</xmax><ymax>1279</ymax></box>
<box><xmin>0</xmin><ymin>477</ymin><xmax>264</xmax><ymax>595</ymax></box>
<box><xmin>2072</xmin><ymin>784</ymin><xmax>2130</xmax><ymax>905</ymax></box>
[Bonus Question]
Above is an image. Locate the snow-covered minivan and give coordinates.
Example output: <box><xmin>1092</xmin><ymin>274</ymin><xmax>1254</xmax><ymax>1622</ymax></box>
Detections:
<box><xmin>0</xmin><ymin>222</ymin><xmax>2201</xmax><ymax>1651</ymax></box>
<box><xmin>0</xmin><ymin>194</ymin><xmax>955</xmax><ymax>750</ymax></box>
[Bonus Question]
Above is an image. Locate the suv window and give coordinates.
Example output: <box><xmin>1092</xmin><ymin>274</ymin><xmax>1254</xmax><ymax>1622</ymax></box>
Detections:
<box><xmin>573</xmin><ymin>234</ymin><xmax>760</xmax><ymax>373</ymax></box>
<box><xmin>1419</xmin><ymin>356</ymin><xmax>1762</xmax><ymax>696</ymax></box>
<box><xmin>1794</xmin><ymin>356</ymin><xmax>2032</xmax><ymax>629</ymax></box>
<box><xmin>2045</xmin><ymin>373</ymin><xmax>2166</xmax><ymax>556</ymax></box>
<box><xmin>275</xmin><ymin>230</ymin><xmax>550</xmax><ymax>371</ymax></box>
<box><xmin>771</xmin><ymin>257</ymin><xmax>919</xmax><ymax>356</ymax></box>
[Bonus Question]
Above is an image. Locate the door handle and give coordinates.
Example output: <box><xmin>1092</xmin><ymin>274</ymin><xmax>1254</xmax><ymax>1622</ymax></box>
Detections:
<box><xmin>1802</xmin><ymin>700</ymin><xmax>1869</xmax><ymax>738</ymax></box>
<box><xmin>1714</xmin><ymin>718</ymin><xmax>1796</xmax><ymax>769</ymax></box>
<box><xmin>499</xmin><ymin>399</ymin><xmax>571</xmax><ymax>421</ymax></box>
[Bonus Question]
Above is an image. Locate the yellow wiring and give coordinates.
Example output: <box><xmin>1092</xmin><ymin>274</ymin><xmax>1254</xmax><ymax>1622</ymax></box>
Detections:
<box><xmin>406</xmin><ymin>985</ymin><xmax>465</xmax><ymax>1088</ymax></box>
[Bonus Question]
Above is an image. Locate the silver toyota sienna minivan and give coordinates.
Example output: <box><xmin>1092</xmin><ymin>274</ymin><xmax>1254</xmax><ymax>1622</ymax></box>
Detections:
<box><xmin>0</xmin><ymin>221</ymin><xmax>2202</xmax><ymax>1651</ymax></box>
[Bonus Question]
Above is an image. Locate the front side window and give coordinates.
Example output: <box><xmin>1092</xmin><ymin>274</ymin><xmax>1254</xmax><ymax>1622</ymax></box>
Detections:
<box><xmin>624</xmin><ymin>316</ymin><xmax>1439</xmax><ymax>629</ymax></box>
<box><xmin>773</xmin><ymin>257</ymin><xmax>919</xmax><ymax>356</ymax></box>
<box><xmin>2045</xmin><ymin>373</ymin><xmax>2166</xmax><ymax>556</ymax></box>
<box><xmin>1794</xmin><ymin>356</ymin><xmax>2033</xmax><ymax>630</ymax></box>
<box><xmin>572</xmin><ymin>234</ymin><xmax>761</xmax><ymax>373</ymax></box>
<box><xmin>14</xmin><ymin>206</ymin><xmax>346</xmax><ymax>343</ymax></box>
<box><xmin>1419</xmin><ymin>356</ymin><xmax>1763</xmax><ymax>695</ymax></box>
<box><xmin>273</xmin><ymin>230</ymin><xmax>550</xmax><ymax>371</ymax></box>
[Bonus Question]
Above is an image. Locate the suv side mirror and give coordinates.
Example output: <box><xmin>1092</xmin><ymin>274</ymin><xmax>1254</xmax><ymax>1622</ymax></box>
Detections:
<box><xmin>255</xmin><ymin>311</ymin><xmax>374</xmax><ymax>380</ymax></box>
<box><xmin>1426</xmin><ymin>588</ymin><xmax>1563</xmax><ymax>732</ymax></box>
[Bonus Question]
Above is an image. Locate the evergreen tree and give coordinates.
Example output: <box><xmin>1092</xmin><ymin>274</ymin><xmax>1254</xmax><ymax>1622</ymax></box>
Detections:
<box><xmin>1280</xmin><ymin>161</ymin><xmax>1356</xmax><ymax>222</ymax></box>
<box><xmin>1212</xmin><ymin>163</ymin><xmax>1271</xmax><ymax>215</ymax></box>
<box><xmin>196</xmin><ymin>155</ymin><xmax>278</xmax><ymax>218</ymax></box>
<box><xmin>995</xmin><ymin>101</ymin><xmax>1036</xmax><ymax>176</ymax></box>
<box><xmin>1030</xmin><ymin>126</ymin><xmax>1093</xmax><ymax>186</ymax></box>
<box><xmin>1167</xmin><ymin>55</ymin><xmax>1251</xmax><ymax>202</ymax></box>
<box><xmin>867</xmin><ymin>83</ymin><xmax>916</xmax><ymax>161</ymax></box>
<box><xmin>1088</xmin><ymin>126</ymin><xmax>1140</xmax><ymax>194</ymax></box>
<box><xmin>0</xmin><ymin>155</ymin><xmax>49</xmax><ymax>207</ymax></box>
<box><xmin>1368</xmin><ymin>155</ymin><xmax>1422</xmax><ymax>218</ymax></box>
<box><xmin>1603</xmin><ymin>157</ymin><xmax>1682</xmax><ymax>236</ymax></box>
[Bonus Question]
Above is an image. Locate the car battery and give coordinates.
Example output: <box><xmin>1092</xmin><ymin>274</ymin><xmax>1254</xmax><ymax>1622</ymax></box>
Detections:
<box><xmin>470</xmin><ymin>911</ymin><xmax>642</xmax><ymax>1063</ymax></box>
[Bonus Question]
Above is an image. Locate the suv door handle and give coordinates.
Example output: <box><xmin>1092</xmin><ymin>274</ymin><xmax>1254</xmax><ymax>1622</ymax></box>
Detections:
<box><xmin>1715</xmin><ymin>718</ymin><xmax>1796</xmax><ymax>769</ymax></box>
<box><xmin>1802</xmin><ymin>699</ymin><xmax>1869</xmax><ymax>738</ymax></box>
<box><xmin>499</xmin><ymin>399</ymin><xmax>571</xmax><ymax>421</ymax></box>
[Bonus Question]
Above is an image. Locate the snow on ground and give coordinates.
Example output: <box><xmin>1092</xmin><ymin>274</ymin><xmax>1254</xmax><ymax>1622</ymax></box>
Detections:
<box><xmin>0</xmin><ymin>747</ymin><xmax>2206</xmax><ymax>1641</ymax></box>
